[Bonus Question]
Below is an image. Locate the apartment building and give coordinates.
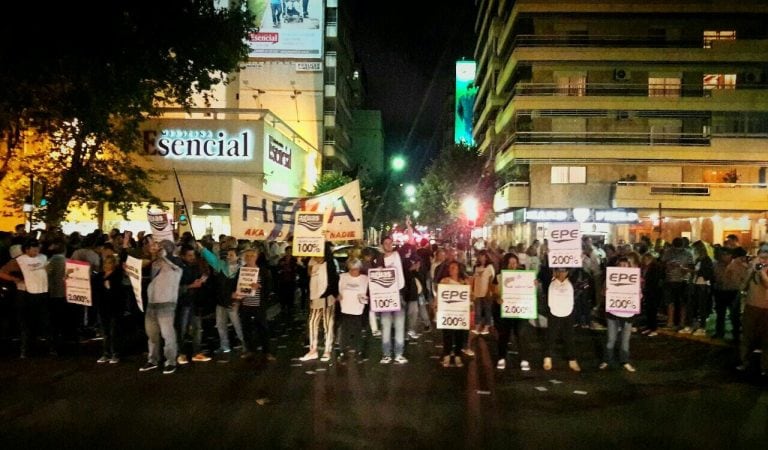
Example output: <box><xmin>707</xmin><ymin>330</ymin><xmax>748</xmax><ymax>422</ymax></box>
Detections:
<box><xmin>473</xmin><ymin>0</ymin><xmax>768</xmax><ymax>247</ymax></box>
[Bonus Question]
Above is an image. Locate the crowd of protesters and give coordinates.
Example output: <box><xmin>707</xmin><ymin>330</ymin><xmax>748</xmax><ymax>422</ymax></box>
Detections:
<box><xmin>0</xmin><ymin>225</ymin><xmax>766</xmax><ymax>379</ymax></box>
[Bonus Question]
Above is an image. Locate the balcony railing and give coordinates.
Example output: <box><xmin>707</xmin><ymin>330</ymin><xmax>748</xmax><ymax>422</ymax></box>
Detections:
<box><xmin>511</xmin><ymin>83</ymin><xmax>765</xmax><ymax>98</ymax></box>
<box><xmin>494</xmin><ymin>181</ymin><xmax>530</xmax><ymax>212</ymax></box>
<box><xmin>510</xmin><ymin>35</ymin><xmax>708</xmax><ymax>49</ymax></box>
<box><xmin>504</xmin><ymin>131</ymin><xmax>710</xmax><ymax>146</ymax></box>
<box><xmin>613</xmin><ymin>181</ymin><xmax>768</xmax><ymax>211</ymax></box>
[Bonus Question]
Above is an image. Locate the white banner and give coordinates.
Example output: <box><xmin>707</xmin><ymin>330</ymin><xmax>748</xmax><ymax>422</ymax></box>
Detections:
<box><xmin>500</xmin><ymin>270</ymin><xmax>537</xmax><ymax>319</ymax></box>
<box><xmin>147</xmin><ymin>208</ymin><xmax>174</xmax><ymax>243</ymax></box>
<box><xmin>606</xmin><ymin>267</ymin><xmax>641</xmax><ymax>317</ymax></box>
<box><xmin>547</xmin><ymin>223</ymin><xmax>582</xmax><ymax>268</ymax></box>
<box><xmin>368</xmin><ymin>268</ymin><xmax>401</xmax><ymax>312</ymax></box>
<box><xmin>231</xmin><ymin>179</ymin><xmax>363</xmax><ymax>241</ymax></box>
<box><xmin>236</xmin><ymin>267</ymin><xmax>260</xmax><ymax>299</ymax></box>
<box><xmin>65</xmin><ymin>260</ymin><xmax>92</xmax><ymax>306</ymax></box>
<box><xmin>125</xmin><ymin>256</ymin><xmax>144</xmax><ymax>312</ymax></box>
<box><xmin>436</xmin><ymin>284</ymin><xmax>471</xmax><ymax>330</ymax></box>
<box><xmin>293</xmin><ymin>211</ymin><xmax>325</xmax><ymax>257</ymax></box>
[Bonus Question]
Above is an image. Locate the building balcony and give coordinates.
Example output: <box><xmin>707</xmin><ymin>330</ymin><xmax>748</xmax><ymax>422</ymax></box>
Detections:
<box><xmin>612</xmin><ymin>181</ymin><xmax>768</xmax><ymax>211</ymax></box>
<box><xmin>502</xmin><ymin>131</ymin><xmax>710</xmax><ymax>147</ymax></box>
<box><xmin>493</xmin><ymin>182</ymin><xmax>530</xmax><ymax>212</ymax></box>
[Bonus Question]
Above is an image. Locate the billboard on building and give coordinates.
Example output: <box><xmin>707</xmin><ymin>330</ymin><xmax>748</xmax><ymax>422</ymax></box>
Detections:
<box><xmin>247</xmin><ymin>0</ymin><xmax>324</xmax><ymax>59</ymax></box>
<box><xmin>455</xmin><ymin>60</ymin><xmax>477</xmax><ymax>145</ymax></box>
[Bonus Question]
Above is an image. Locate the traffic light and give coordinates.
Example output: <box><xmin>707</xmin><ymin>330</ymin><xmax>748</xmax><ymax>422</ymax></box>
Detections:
<box><xmin>39</xmin><ymin>183</ymin><xmax>48</xmax><ymax>207</ymax></box>
<box><xmin>178</xmin><ymin>206</ymin><xmax>188</xmax><ymax>226</ymax></box>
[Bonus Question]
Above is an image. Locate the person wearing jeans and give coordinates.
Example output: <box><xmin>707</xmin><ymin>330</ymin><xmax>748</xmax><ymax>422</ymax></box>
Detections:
<box><xmin>372</xmin><ymin>236</ymin><xmax>408</xmax><ymax>364</ymax></box>
<box><xmin>200</xmin><ymin>245</ymin><xmax>247</xmax><ymax>355</ymax></box>
<box><xmin>601</xmin><ymin>257</ymin><xmax>637</xmax><ymax>372</ymax></box>
<box><xmin>472</xmin><ymin>251</ymin><xmax>495</xmax><ymax>335</ymax></box>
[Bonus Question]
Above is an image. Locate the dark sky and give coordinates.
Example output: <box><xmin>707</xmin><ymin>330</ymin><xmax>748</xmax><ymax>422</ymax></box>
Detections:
<box><xmin>348</xmin><ymin>1</ymin><xmax>477</xmax><ymax>180</ymax></box>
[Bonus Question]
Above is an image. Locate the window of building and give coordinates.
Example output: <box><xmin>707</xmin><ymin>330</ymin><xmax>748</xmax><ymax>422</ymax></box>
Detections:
<box><xmin>648</xmin><ymin>77</ymin><xmax>681</xmax><ymax>97</ymax></box>
<box><xmin>551</xmin><ymin>166</ymin><xmax>586</xmax><ymax>184</ymax></box>
<box><xmin>703</xmin><ymin>30</ymin><xmax>736</xmax><ymax>49</ymax></box>
<box><xmin>703</xmin><ymin>74</ymin><xmax>737</xmax><ymax>90</ymax></box>
<box><xmin>555</xmin><ymin>73</ymin><xmax>586</xmax><ymax>96</ymax></box>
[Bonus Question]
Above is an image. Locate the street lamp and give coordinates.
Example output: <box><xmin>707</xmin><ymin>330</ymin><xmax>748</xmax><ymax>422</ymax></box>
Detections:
<box><xmin>391</xmin><ymin>155</ymin><xmax>406</xmax><ymax>172</ymax></box>
<box><xmin>404</xmin><ymin>184</ymin><xmax>416</xmax><ymax>197</ymax></box>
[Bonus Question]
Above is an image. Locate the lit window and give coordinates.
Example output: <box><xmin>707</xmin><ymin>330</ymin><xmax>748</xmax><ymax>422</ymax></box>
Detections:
<box><xmin>703</xmin><ymin>30</ymin><xmax>736</xmax><ymax>49</ymax></box>
<box><xmin>555</xmin><ymin>74</ymin><xmax>586</xmax><ymax>96</ymax></box>
<box><xmin>551</xmin><ymin>166</ymin><xmax>586</xmax><ymax>184</ymax></box>
<box><xmin>703</xmin><ymin>74</ymin><xmax>736</xmax><ymax>90</ymax></box>
<box><xmin>649</xmin><ymin>77</ymin><xmax>681</xmax><ymax>97</ymax></box>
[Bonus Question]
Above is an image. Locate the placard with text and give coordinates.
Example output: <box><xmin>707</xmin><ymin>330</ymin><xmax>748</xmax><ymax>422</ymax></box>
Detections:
<box><xmin>236</xmin><ymin>267</ymin><xmax>260</xmax><ymax>300</ymax></box>
<box><xmin>293</xmin><ymin>211</ymin><xmax>325</xmax><ymax>257</ymax></box>
<box><xmin>65</xmin><ymin>260</ymin><xmax>92</xmax><ymax>306</ymax></box>
<box><xmin>368</xmin><ymin>268</ymin><xmax>401</xmax><ymax>312</ymax></box>
<box><xmin>547</xmin><ymin>222</ymin><xmax>582</xmax><ymax>268</ymax></box>
<box><xmin>500</xmin><ymin>270</ymin><xmax>537</xmax><ymax>319</ymax></box>
<box><xmin>436</xmin><ymin>284</ymin><xmax>471</xmax><ymax>330</ymax></box>
<box><xmin>125</xmin><ymin>256</ymin><xmax>144</xmax><ymax>312</ymax></box>
<box><xmin>606</xmin><ymin>267</ymin><xmax>641</xmax><ymax>317</ymax></box>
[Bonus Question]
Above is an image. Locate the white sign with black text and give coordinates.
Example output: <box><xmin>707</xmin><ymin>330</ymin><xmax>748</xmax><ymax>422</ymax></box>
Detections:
<box><xmin>436</xmin><ymin>284</ymin><xmax>471</xmax><ymax>330</ymax></box>
<box><xmin>500</xmin><ymin>270</ymin><xmax>538</xmax><ymax>319</ymax></box>
<box><xmin>368</xmin><ymin>268</ymin><xmax>401</xmax><ymax>312</ymax></box>
<box><xmin>605</xmin><ymin>267</ymin><xmax>641</xmax><ymax>317</ymax></box>
<box><xmin>547</xmin><ymin>223</ymin><xmax>582</xmax><ymax>268</ymax></box>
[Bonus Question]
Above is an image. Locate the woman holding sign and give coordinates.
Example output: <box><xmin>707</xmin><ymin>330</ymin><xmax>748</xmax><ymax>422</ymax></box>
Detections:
<box><xmin>599</xmin><ymin>257</ymin><xmax>637</xmax><ymax>373</ymax></box>
<box><xmin>492</xmin><ymin>253</ymin><xmax>533</xmax><ymax>371</ymax></box>
<box><xmin>544</xmin><ymin>268</ymin><xmax>581</xmax><ymax>372</ymax></box>
<box><xmin>337</xmin><ymin>259</ymin><xmax>369</xmax><ymax>363</ymax></box>
<box><xmin>437</xmin><ymin>261</ymin><xmax>472</xmax><ymax>368</ymax></box>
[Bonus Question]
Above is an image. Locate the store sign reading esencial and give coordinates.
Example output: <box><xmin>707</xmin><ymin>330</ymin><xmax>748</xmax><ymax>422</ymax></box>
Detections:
<box><xmin>143</xmin><ymin>129</ymin><xmax>253</xmax><ymax>160</ymax></box>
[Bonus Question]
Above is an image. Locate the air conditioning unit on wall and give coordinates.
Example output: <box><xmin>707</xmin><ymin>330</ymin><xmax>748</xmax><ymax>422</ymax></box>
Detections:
<box><xmin>614</xmin><ymin>68</ymin><xmax>631</xmax><ymax>81</ymax></box>
<box><xmin>742</xmin><ymin>70</ymin><xmax>764</xmax><ymax>84</ymax></box>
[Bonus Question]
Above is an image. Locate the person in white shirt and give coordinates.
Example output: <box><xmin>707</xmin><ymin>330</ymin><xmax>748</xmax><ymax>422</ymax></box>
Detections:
<box><xmin>337</xmin><ymin>259</ymin><xmax>369</xmax><ymax>363</ymax></box>
<box><xmin>371</xmin><ymin>236</ymin><xmax>408</xmax><ymax>364</ymax></box>
<box><xmin>0</xmin><ymin>238</ymin><xmax>49</xmax><ymax>359</ymax></box>
<box><xmin>544</xmin><ymin>268</ymin><xmax>581</xmax><ymax>372</ymax></box>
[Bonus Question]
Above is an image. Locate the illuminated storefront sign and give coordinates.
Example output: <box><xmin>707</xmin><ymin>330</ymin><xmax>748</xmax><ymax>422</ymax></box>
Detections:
<box><xmin>520</xmin><ymin>209</ymin><xmax>639</xmax><ymax>223</ymax></box>
<box><xmin>525</xmin><ymin>209</ymin><xmax>570</xmax><ymax>222</ymax></box>
<box><xmin>594</xmin><ymin>210</ymin><xmax>639</xmax><ymax>223</ymax></box>
<box><xmin>143</xmin><ymin>129</ymin><xmax>252</xmax><ymax>160</ymax></box>
<box><xmin>268</xmin><ymin>135</ymin><xmax>292</xmax><ymax>169</ymax></box>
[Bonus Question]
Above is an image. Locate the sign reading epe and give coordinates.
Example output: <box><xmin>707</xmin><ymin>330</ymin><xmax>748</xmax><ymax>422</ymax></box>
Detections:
<box><xmin>547</xmin><ymin>223</ymin><xmax>582</xmax><ymax>268</ymax></box>
<box><xmin>605</xmin><ymin>267</ymin><xmax>641</xmax><ymax>317</ymax></box>
<box><xmin>436</xmin><ymin>284</ymin><xmax>471</xmax><ymax>330</ymax></box>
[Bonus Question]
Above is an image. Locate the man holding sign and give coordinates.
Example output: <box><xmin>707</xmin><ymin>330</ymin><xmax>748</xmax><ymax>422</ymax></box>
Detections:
<box><xmin>436</xmin><ymin>261</ymin><xmax>472</xmax><ymax>368</ymax></box>
<box><xmin>370</xmin><ymin>236</ymin><xmax>408</xmax><ymax>365</ymax></box>
<box><xmin>600</xmin><ymin>258</ymin><xmax>641</xmax><ymax>373</ymax></box>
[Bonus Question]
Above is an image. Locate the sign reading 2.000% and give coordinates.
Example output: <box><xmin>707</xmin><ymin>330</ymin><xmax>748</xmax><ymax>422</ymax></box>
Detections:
<box><xmin>500</xmin><ymin>270</ymin><xmax>537</xmax><ymax>319</ymax></box>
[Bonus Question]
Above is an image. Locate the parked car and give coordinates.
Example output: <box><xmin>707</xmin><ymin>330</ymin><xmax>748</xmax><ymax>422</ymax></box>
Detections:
<box><xmin>332</xmin><ymin>244</ymin><xmax>381</xmax><ymax>272</ymax></box>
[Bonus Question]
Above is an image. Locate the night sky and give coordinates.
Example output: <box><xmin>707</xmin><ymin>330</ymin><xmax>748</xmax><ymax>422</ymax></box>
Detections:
<box><xmin>348</xmin><ymin>0</ymin><xmax>477</xmax><ymax>180</ymax></box>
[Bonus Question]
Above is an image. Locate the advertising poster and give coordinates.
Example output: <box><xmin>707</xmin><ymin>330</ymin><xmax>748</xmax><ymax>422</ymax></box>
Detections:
<box><xmin>147</xmin><ymin>208</ymin><xmax>174</xmax><ymax>243</ymax></box>
<box><xmin>500</xmin><ymin>270</ymin><xmax>538</xmax><ymax>319</ymax></box>
<box><xmin>247</xmin><ymin>0</ymin><xmax>324</xmax><ymax>59</ymax></box>
<box><xmin>293</xmin><ymin>211</ymin><xmax>325</xmax><ymax>257</ymax></box>
<box><xmin>606</xmin><ymin>267</ymin><xmax>641</xmax><ymax>317</ymax></box>
<box><xmin>436</xmin><ymin>284</ymin><xmax>471</xmax><ymax>330</ymax></box>
<box><xmin>125</xmin><ymin>256</ymin><xmax>144</xmax><ymax>312</ymax></box>
<box><xmin>547</xmin><ymin>222</ymin><xmax>582</xmax><ymax>268</ymax></box>
<box><xmin>231</xmin><ymin>178</ymin><xmax>363</xmax><ymax>241</ymax></box>
<box><xmin>368</xmin><ymin>268</ymin><xmax>401</xmax><ymax>312</ymax></box>
<box><xmin>65</xmin><ymin>260</ymin><xmax>92</xmax><ymax>306</ymax></box>
<box><xmin>236</xmin><ymin>267</ymin><xmax>261</xmax><ymax>300</ymax></box>
<box><xmin>455</xmin><ymin>60</ymin><xmax>477</xmax><ymax>145</ymax></box>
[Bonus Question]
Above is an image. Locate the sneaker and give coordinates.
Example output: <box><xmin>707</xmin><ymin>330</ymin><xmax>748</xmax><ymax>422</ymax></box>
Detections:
<box><xmin>678</xmin><ymin>327</ymin><xmax>693</xmax><ymax>334</ymax></box>
<box><xmin>379</xmin><ymin>356</ymin><xmax>392</xmax><ymax>365</ymax></box>
<box><xmin>139</xmin><ymin>362</ymin><xmax>158</xmax><ymax>372</ymax></box>
<box><xmin>192</xmin><ymin>353</ymin><xmax>212</xmax><ymax>362</ymax></box>
<box><xmin>299</xmin><ymin>351</ymin><xmax>318</xmax><ymax>362</ymax></box>
<box><xmin>214</xmin><ymin>347</ymin><xmax>231</xmax><ymax>355</ymax></box>
<box><xmin>163</xmin><ymin>364</ymin><xmax>177</xmax><ymax>375</ymax></box>
<box><xmin>109</xmin><ymin>356</ymin><xmax>120</xmax><ymax>364</ymax></box>
<box><xmin>462</xmin><ymin>348</ymin><xmax>475</xmax><ymax>357</ymax></box>
<box><xmin>454</xmin><ymin>356</ymin><xmax>464</xmax><ymax>368</ymax></box>
<box><xmin>590</xmin><ymin>321</ymin><xmax>606</xmax><ymax>331</ymax></box>
<box><xmin>176</xmin><ymin>355</ymin><xmax>189</xmax><ymax>365</ymax></box>
<box><xmin>407</xmin><ymin>330</ymin><xmax>420</xmax><ymax>340</ymax></box>
<box><xmin>442</xmin><ymin>355</ymin><xmax>451</xmax><ymax>368</ymax></box>
<box><xmin>320</xmin><ymin>353</ymin><xmax>331</xmax><ymax>362</ymax></box>
<box><xmin>647</xmin><ymin>331</ymin><xmax>658</xmax><ymax>337</ymax></box>
<box><xmin>693</xmin><ymin>328</ymin><xmax>707</xmax><ymax>337</ymax></box>
<box><xmin>496</xmin><ymin>359</ymin><xmax>506</xmax><ymax>370</ymax></box>
<box><xmin>394</xmin><ymin>355</ymin><xmax>408</xmax><ymax>364</ymax></box>
<box><xmin>640</xmin><ymin>328</ymin><xmax>651</xmax><ymax>335</ymax></box>
<box><xmin>265</xmin><ymin>353</ymin><xmax>277</xmax><ymax>362</ymax></box>
<box><xmin>520</xmin><ymin>360</ymin><xmax>530</xmax><ymax>372</ymax></box>
<box><xmin>569</xmin><ymin>360</ymin><xmax>581</xmax><ymax>372</ymax></box>
<box><xmin>735</xmin><ymin>364</ymin><xmax>747</xmax><ymax>372</ymax></box>
<box><xmin>543</xmin><ymin>357</ymin><xmax>552</xmax><ymax>371</ymax></box>
<box><xmin>623</xmin><ymin>363</ymin><xmax>636</xmax><ymax>373</ymax></box>
<box><xmin>599</xmin><ymin>362</ymin><xmax>609</xmax><ymax>370</ymax></box>
<box><xmin>481</xmin><ymin>326</ymin><xmax>490</xmax><ymax>335</ymax></box>
<box><xmin>471</xmin><ymin>328</ymin><xmax>481</xmax><ymax>335</ymax></box>
<box><xmin>372</xmin><ymin>330</ymin><xmax>382</xmax><ymax>338</ymax></box>
<box><xmin>97</xmin><ymin>355</ymin><xmax>110</xmax><ymax>364</ymax></box>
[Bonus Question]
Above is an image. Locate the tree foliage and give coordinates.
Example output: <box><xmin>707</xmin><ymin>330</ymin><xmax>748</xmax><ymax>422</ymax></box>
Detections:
<box><xmin>310</xmin><ymin>171</ymin><xmax>354</xmax><ymax>195</ymax></box>
<box><xmin>0</xmin><ymin>1</ymin><xmax>254</xmax><ymax>227</ymax></box>
<box><xmin>411</xmin><ymin>144</ymin><xmax>496</xmax><ymax>236</ymax></box>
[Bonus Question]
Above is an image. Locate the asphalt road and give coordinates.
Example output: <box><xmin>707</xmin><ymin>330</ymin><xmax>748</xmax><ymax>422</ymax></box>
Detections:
<box><xmin>0</xmin><ymin>313</ymin><xmax>766</xmax><ymax>450</ymax></box>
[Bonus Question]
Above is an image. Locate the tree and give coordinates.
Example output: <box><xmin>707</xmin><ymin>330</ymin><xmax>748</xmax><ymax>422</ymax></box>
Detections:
<box><xmin>310</xmin><ymin>171</ymin><xmax>354</xmax><ymax>195</ymax></box>
<box><xmin>0</xmin><ymin>1</ymin><xmax>254</xmax><ymax>227</ymax></box>
<box><xmin>411</xmin><ymin>143</ymin><xmax>496</xmax><ymax>239</ymax></box>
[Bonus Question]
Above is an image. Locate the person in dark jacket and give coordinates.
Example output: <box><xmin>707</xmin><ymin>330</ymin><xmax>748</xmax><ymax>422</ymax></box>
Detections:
<box><xmin>94</xmin><ymin>254</ymin><xmax>125</xmax><ymax>364</ymax></box>
<box><xmin>200</xmin><ymin>245</ymin><xmax>246</xmax><ymax>356</ymax></box>
<box><xmin>640</xmin><ymin>252</ymin><xmax>664</xmax><ymax>337</ymax></box>
<box><xmin>683</xmin><ymin>240</ymin><xmax>715</xmax><ymax>336</ymax></box>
